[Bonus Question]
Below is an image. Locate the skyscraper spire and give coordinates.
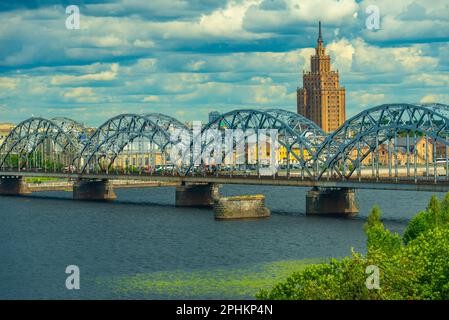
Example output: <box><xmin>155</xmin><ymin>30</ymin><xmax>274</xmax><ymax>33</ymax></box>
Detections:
<box><xmin>318</xmin><ymin>21</ymin><xmax>323</xmax><ymax>42</ymax></box>
<box><xmin>316</xmin><ymin>21</ymin><xmax>325</xmax><ymax>56</ymax></box>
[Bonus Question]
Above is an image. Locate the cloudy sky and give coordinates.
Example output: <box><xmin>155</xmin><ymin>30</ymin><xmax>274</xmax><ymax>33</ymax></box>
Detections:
<box><xmin>0</xmin><ymin>0</ymin><xmax>448</xmax><ymax>126</ymax></box>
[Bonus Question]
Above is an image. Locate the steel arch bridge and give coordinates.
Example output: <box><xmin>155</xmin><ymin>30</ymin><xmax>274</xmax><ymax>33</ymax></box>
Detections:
<box><xmin>313</xmin><ymin>103</ymin><xmax>449</xmax><ymax>181</ymax></box>
<box><xmin>0</xmin><ymin>117</ymin><xmax>83</xmax><ymax>171</ymax></box>
<box><xmin>74</xmin><ymin>114</ymin><xmax>178</xmax><ymax>174</ymax></box>
<box><xmin>183</xmin><ymin>108</ymin><xmax>326</xmax><ymax>176</ymax></box>
<box><xmin>1</xmin><ymin>103</ymin><xmax>449</xmax><ymax>185</ymax></box>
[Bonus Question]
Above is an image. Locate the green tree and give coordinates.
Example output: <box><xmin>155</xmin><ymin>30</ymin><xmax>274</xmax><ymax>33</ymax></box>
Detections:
<box><xmin>257</xmin><ymin>192</ymin><xmax>449</xmax><ymax>300</ymax></box>
<box><xmin>403</xmin><ymin>194</ymin><xmax>449</xmax><ymax>244</ymax></box>
<box><xmin>402</xmin><ymin>227</ymin><xmax>449</xmax><ymax>299</ymax></box>
<box><xmin>256</xmin><ymin>253</ymin><xmax>376</xmax><ymax>300</ymax></box>
<box><xmin>364</xmin><ymin>205</ymin><xmax>402</xmax><ymax>256</ymax></box>
<box><xmin>403</xmin><ymin>210</ymin><xmax>432</xmax><ymax>244</ymax></box>
<box><xmin>440</xmin><ymin>192</ymin><xmax>449</xmax><ymax>222</ymax></box>
<box><xmin>363</xmin><ymin>205</ymin><xmax>382</xmax><ymax>230</ymax></box>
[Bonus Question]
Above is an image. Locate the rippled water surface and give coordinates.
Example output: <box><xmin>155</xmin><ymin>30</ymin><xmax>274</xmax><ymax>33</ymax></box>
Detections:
<box><xmin>0</xmin><ymin>185</ymin><xmax>443</xmax><ymax>299</ymax></box>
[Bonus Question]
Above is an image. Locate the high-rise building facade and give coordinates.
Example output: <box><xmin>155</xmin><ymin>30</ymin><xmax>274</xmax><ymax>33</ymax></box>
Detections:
<box><xmin>297</xmin><ymin>22</ymin><xmax>346</xmax><ymax>132</ymax></box>
<box><xmin>208</xmin><ymin>111</ymin><xmax>221</xmax><ymax>123</ymax></box>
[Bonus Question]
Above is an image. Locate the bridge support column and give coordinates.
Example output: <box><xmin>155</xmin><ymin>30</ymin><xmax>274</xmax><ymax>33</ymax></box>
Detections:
<box><xmin>73</xmin><ymin>179</ymin><xmax>117</xmax><ymax>201</ymax></box>
<box><xmin>214</xmin><ymin>195</ymin><xmax>270</xmax><ymax>220</ymax></box>
<box><xmin>0</xmin><ymin>176</ymin><xmax>31</xmax><ymax>196</ymax></box>
<box><xmin>175</xmin><ymin>183</ymin><xmax>220</xmax><ymax>208</ymax></box>
<box><xmin>306</xmin><ymin>187</ymin><xmax>358</xmax><ymax>217</ymax></box>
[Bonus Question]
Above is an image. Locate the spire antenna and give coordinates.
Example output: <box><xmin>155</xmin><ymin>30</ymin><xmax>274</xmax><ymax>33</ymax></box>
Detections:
<box><xmin>318</xmin><ymin>21</ymin><xmax>322</xmax><ymax>41</ymax></box>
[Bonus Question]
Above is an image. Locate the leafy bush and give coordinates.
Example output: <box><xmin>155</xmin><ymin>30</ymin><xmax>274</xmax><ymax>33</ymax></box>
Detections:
<box><xmin>403</xmin><ymin>194</ymin><xmax>449</xmax><ymax>244</ymax></box>
<box><xmin>257</xmin><ymin>194</ymin><xmax>449</xmax><ymax>300</ymax></box>
<box><xmin>363</xmin><ymin>205</ymin><xmax>402</xmax><ymax>256</ymax></box>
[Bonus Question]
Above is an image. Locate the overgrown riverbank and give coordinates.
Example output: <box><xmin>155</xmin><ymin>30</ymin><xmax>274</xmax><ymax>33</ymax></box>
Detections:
<box><xmin>258</xmin><ymin>193</ymin><xmax>449</xmax><ymax>300</ymax></box>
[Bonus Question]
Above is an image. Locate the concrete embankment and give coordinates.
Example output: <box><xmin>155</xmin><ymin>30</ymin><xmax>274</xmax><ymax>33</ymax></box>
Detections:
<box><xmin>27</xmin><ymin>180</ymin><xmax>178</xmax><ymax>192</ymax></box>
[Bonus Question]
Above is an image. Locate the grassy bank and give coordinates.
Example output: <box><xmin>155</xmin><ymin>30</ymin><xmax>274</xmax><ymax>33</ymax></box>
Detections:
<box><xmin>25</xmin><ymin>177</ymin><xmax>63</xmax><ymax>184</ymax></box>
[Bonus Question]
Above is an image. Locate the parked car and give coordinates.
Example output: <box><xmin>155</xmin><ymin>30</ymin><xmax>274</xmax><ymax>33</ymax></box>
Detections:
<box><xmin>63</xmin><ymin>165</ymin><xmax>76</xmax><ymax>173</ymax></box>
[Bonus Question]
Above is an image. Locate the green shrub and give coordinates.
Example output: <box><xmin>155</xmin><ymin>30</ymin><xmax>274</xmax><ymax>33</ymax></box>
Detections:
<box><xmin>364</xmin><ymin>206</ymin><xmax>402</xmax><ymax>256</ymax></box>
<box><xmin>257</xmin><ymin>193</ymin><xmax>449</xmax><ymax>300</ymax></box>
<box><xmin>404</xmin><ymin>194</ymin><xmax>449</xmax><ymax>244</ymax></box>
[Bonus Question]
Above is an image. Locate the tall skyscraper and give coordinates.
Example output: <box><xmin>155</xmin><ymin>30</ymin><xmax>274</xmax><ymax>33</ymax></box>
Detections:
<box><xmin>297</xmin><ymin>21</ymin><xmax>346</xmax><ymax>132</ymax></box>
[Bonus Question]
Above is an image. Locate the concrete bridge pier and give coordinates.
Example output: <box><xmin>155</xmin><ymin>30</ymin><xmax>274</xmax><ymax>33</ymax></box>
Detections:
<box><xmin>306</xmin><ymin>187</ymin><xmax>359</xmax><ymax>217</ymax></box>
<box><xmin>73</xmin><ymin>179</ymin><xmax>117</xmax><ymax>201</ymax></box>
<box><xmin>175</xmin><ymin>183</ymin><xmax>220</xmax><ymax>208</ymax></box>
<box><xmin>214</xmin><ymin>195</ymin><xmax>271</xmax><ymax>220</ymax></box>
<box><xmin>0</xmin><ymin>176</ymin><xmax>31</xmax><ymax>196</ymax></box>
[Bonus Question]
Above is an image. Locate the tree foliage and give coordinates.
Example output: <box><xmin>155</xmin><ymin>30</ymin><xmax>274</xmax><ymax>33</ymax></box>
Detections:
<box><xmin>364</xmin><ymin>205</ymin><xmax>402</xmax><ymax>256</ymax></box>
<box><xmin>257</xmin><ymin>193</ymin><xmax>449</xmax><ymax>300</ymax></box>
<box><xmin>403</xmin><ymin>194</ymin><xmax>449</xmax><ymax>244</ymax></box>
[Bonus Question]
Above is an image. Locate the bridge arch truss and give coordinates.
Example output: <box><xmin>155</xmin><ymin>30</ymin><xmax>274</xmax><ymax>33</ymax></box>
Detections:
<box><xmin>0</xmin><ymin>117</ymin><xmax>83</xmax><ymax>172</ymax></box>
<box><xmin>74</xmin><ymin>114</ymin><xmax>186</xmax><ymax>174</ymax></box>
<box><xmin>313</xmin><ymin>103</ymin><xmax>449</xmax><ymax>181</ymax></box>
<box><xmin>183</xmin><ymin>109</ymin><xmax>326</xmax><ymax>177</ymax></box>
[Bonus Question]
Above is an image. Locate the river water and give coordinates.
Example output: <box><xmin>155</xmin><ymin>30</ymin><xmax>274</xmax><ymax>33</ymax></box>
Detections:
<box><xmin>0</xmin><ymin>185</ymin><xmax>444</xmax><ymax>299</ymax></box>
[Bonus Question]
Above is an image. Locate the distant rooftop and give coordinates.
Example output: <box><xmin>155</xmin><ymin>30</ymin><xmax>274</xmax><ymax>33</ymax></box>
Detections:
<box><xmin>0</xmin><ymin>123</ymin><xmax>15</xmax><ymax>130</ymax></box>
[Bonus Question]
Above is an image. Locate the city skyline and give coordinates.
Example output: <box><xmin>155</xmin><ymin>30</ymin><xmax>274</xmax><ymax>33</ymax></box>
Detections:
<box><xmin>0</xmin><ymin>0</ymin><xmax>449</xmax><ymax>126</ymax></box>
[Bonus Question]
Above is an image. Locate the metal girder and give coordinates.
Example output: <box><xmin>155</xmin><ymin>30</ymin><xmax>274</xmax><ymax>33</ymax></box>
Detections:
<box><xmin>183</xmin><ymin>109</ymin><xmax>323</xmax><ymax>176</ymax></box>
<box><xmin>74</xmin><ymin>114</ymin><xmax>173</xmax><ymax>173</ymax></box>
<box><xmin>0</xmin><ymin>117</ymin><xmax>82</xmax><ymax>168</ymax></box>
<box><xmin>143</xmin><ymin>113</ymin><xmax>188</xmax><ymax>131</ymax></box>
<box><xmin>314</xmin><ymin>103</ymin><xmax>449</xmax><ymax>179</ymax></box>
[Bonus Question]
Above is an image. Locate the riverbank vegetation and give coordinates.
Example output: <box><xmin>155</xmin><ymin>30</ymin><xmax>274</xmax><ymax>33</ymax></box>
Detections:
<box><xmin>103</xmin><ymin>259</ymin><xmax>320</xmax><ymax>299</ymax></box>
<box><xmin>25</xmin><ymin>177</ymin><xmax>63</xmax><ymax>184</ymax></box>
<box><xmin>257</xmin><ymin>193</ymin><xmax>449</xmax><ymax>300</ymax></box>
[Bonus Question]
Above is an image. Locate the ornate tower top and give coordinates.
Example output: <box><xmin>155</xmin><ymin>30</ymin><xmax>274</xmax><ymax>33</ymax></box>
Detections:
<box><xmin>312</xmin><ymin>21</ymin><xmax>328</xmax><ymax>72</ymax></box>
<box><xmin>316</xmin><ymin>21</ymin><xmax>325</xmax><ymax>56</ymax></box>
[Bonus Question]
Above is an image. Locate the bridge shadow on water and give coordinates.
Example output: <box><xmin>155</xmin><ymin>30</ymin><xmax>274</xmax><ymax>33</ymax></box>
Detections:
<box><xmin>18</xmin><ymin>190</ymin><xmax>411</xmax><ymax>226</ymax></box>
<box><xmin>24</xmin><ymin>192</ymin><xmax>177</xmax><ymax>211</ymax></box>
